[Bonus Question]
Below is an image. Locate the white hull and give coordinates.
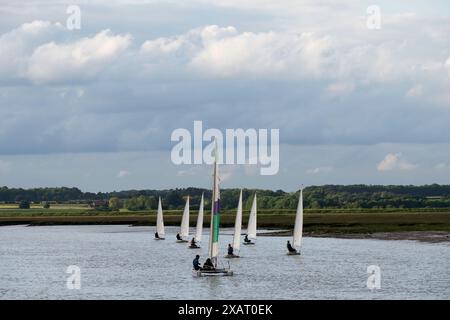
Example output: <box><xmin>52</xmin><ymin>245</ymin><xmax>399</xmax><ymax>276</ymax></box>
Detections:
<box><xmin>192</xmin><ymin>269</ymin><xmax>234</xmax><ymax>277</ymax></box>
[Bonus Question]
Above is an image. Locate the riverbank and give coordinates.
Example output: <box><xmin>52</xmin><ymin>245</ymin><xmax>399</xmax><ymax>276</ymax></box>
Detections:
<box><xmin>1</xmin><ymin>210</ymin><xmax>450</xmax><ymax>240</ymax></box>
<box><xmin>258</xmin><ymin>230</ymin><xmax>450</xmax><ymax>243</ymax></box>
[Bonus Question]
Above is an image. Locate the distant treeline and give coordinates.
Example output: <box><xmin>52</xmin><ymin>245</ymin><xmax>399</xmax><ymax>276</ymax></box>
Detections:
<box><xmin>1</xmin><ymin>184</ymin><xmax>450</xmax><ymax>210</ymax></box>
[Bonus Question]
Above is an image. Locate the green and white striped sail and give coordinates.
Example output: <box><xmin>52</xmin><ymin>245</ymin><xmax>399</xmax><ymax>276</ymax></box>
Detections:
<box><xmin>208</xmin><ymin>144</ymin><xmax>221</xmax><ymax>265</ymax></box>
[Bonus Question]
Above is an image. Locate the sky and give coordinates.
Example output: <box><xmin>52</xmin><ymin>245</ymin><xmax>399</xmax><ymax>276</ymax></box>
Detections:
<box><xmin>0</xmin><ymin>0</ymin><xmax>450</xmax><ymax>192</ymax></box>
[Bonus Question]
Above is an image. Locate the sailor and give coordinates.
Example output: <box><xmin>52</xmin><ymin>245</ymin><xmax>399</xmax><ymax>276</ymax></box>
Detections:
<box><xmin>190</xmin><ymin>237</ymin><xmax>197</xmax><ymax>247</ymax></box>
<box><xmin>193</xmin><ymin>255</ymin><xmax>201</xmax><ymax>271</ymax></box>
<box><xmin>176</xmin><ymin>233</ymin><xmax>182</xmax><ymax>241</ymax></box>
<box><xmin>155</xmin><ymin>232</ymin><xmax>159</xmax><ymax>239</ymax></box>
<box><xmin>287</xmin><ymin>240</ymin><xmax>297</xmax><ymax>253</ymax></box>
<box><xmin>227</xmin><ymin>244</ymin><xmax>234</xmax><ymax>255</ymax></box>
<box><xmin>202</xmin><ymin>258</ymin><xmax>215</xmax><ymax>270</ymax></box>
<box><xmin>244</xmin><ymin>234</ymin><xmax>252</xmax><ymax>243</ymax></box>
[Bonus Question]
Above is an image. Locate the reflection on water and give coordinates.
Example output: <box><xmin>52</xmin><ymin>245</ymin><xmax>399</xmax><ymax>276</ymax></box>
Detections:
<box><xmin>0</xmin><ymin>225</ymin><xmax>449</xmax><ymax>299</ymax></box>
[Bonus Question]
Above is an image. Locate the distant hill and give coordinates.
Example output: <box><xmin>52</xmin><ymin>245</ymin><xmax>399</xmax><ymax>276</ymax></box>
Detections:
<box><xmin>1</xmin><ymin>184</ymin><xmax>450</xmax><ymax>210</ymax></box>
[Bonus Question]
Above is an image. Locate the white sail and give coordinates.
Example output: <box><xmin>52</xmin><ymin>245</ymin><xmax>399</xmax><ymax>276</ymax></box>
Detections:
<box><xmin>232</xmin><ymin>190</ymin><xmax>243</xmax><ymax>252</ymax></box>
<box><xmin>247</xmin><ymin>194</ymin><xmax>257</xmax><ymax>240</ymax></box>
<box><xmin>293</xmin><ymin>189</ymin><xmax>303</xmax><ymax>249</ymax></box>
<box><xmin>195</xmin><ymin>193</ymin><xmax>204</xmax><ymax>242</ymax></box>
<box><xmin>180</xmin><ymin>196</ymin><xmax>190</xmax><ymax>238</ymax></box>
<box><xmin>156</xmin><ymin>197</ymin><xmax>165</xmax><ymax>236</ymax></box>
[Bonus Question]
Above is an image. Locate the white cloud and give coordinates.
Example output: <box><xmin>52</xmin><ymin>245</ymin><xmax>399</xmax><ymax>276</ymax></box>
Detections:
<box><xmin>0</xmin><ymin>20</ymin><xmax>64</xmax><ymax>80</ymax></box>
<box><xmin>117</xmin><ymin>170</ymin><xmax>130</xmax><ymax>178</ymax></box>
<box><xmin>325</xmin><ymin>81</ymin><xmax>355</xmax><ymax>96</ymax></box>
<box><xmin>377</xmin><ymin>153</ymin><xmax>416</xmax><ymax>171</ymax></box>
<box><xmin>140</xmin><ymin>25</ymin><xmax>332</xmax><ymax>78</ymax></box>
<box><xmin>406</xmin><ymin>84</ymin><xmax>424</xmax><ymax>98</ymax></box>
<box><xmin>306</xmin><ymin>166</ymin><xmax>333</xmax><ymax>174</ymax></box>
<box><xmin>190</xmin><ymin>29</ymin><xmax>331</xmax><ymax>78</ymax></box>
<box><xmin>26</xmin><ymin>30</ymin><xmax>131</xmax><ymax>84</ymax></box>
<box><xmin>435</xmin><ymin>163</ymin><xmax>448</xmax><ymax>169</ymax></box>
<box><xmin>176</xmin><ymin>168</ymin><xmax>197</xmax><ymax>176</ymax></box>
<box><xmin>446</xmin><ymin>57</ymin><xmax>450</xmax><ymax>78</ymax></box>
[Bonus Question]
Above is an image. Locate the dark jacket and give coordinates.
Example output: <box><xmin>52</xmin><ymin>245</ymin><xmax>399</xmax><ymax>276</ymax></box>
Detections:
<box><xmin>287</xmin><ymin>242</ymin><xmax>296</xmax><ymax>252</ymax></box>
<box><xmin>193</xmin><ymin>257</ymin><xmax>201</xmax><ymax>270</ymax></box>
<box><xmin>228</xmin><ymin>246</ymin><xmax>234</xmax><ymax>255</ymax></box>
<box><xmin>203</xmin><ymin>259</ymin><xmax>215</xmax><ymax>270</ymax></box>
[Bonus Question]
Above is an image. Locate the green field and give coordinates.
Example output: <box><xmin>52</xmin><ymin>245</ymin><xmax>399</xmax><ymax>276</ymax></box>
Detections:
<box><xmin>1</xmin><ymin>206</ymin><xmax>449</xmax><ymax>234</ymax></box>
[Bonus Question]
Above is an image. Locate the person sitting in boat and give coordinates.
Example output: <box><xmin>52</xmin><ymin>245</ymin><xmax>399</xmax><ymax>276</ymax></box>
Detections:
<box><xmin>193</xmin><ymin>255</ymin><xmax>201</xmax><ymax>271</ymax></box>
<box><xmin>227</xmin><ymin>244</ymin><xmax>234</xmax><ymax>255</ymax></box>
<box><xmin>287</xmin><ymin>240</ymin><xmax>297</xmax><ymax>253</ymax></box>
<box><xmin>190</xmin><ymin>237</ymin><xmax>198</xmax><ymax>248</ymax></box>
<box><xmin>202</xmin><ymin>258</ymin><xmax>215</xmax><ymax>270</ymax></box>
<box><xmin>244</xmin><ymin>234</ymin><xmax>252</xmax><ymax>244</ymax></box>
<box><xmin>176</xmin><ymin>233</ymin><xmax>182</xmax><ymax>241</ymax></box>
<box><xmin>155</xmin><ymin>232</ymin><xmax>160</xmax><ymax>239</ymax></box>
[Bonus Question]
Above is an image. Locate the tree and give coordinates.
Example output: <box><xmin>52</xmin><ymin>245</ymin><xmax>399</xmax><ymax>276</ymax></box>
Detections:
<box><xmin>108</xmin><ymin>197</ymin><xmax>121</xmax><ymax>211</ymax></box>
<box><xmin>42</xmin><ymin>201</ymin><xmax>50</xmax><ymax>209</ymax></box>
<box><xmin>19</xmin><ymin>200</ymin><xmax>30</xmax><ymax>209</ymax></box>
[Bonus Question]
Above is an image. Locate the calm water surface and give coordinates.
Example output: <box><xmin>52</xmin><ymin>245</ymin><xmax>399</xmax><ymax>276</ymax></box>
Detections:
<box><xmin>0</xmin><ymin>225</ymin><xmax>449</xmax><ymax>299</ymax></box>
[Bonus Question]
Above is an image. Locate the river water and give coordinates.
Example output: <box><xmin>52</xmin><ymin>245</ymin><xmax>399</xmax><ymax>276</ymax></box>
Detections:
<box><xmin>0</xmin><ymin>225</ymin><xmax>449</xmax><ymax>299</ymax></box>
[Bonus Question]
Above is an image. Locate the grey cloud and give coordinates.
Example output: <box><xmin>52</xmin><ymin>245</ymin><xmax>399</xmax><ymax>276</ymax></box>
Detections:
<box><xmin>0</xmin><ymin>1</ymin><xmax>449</xmax><ymax>191</ymax></box>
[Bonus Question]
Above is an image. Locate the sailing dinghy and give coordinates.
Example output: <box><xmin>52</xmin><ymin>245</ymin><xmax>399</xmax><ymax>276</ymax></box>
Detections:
<box><xmin>189</xmin><ymin>193</ymin><xmax>204</xmax><ymax>249</ymax></box>
<box><xmin>154</xmin><ymin>197</ymin><xmax>165</xmax><ymax>240</ymax></box>
<box><xmin>192</xmin><ymin>144</ymin><xmax>233</xmax><ymax>277</ymax></box>
<box><xmin>243</xmin><ymin>194</ymin><xmax>257</xmax><ymax>245</ymax></box>
<box><xmin>287</xmin><ymin>188</ymin><xmax>303</xmax><ymax>255</ymax></box>
<box><xmin>225</xmin><ymin>189</ymin><xmax>242</xmax><ymax>258</ymax></box>
<box><xmin>176</xmin><ymin>196</ymin><xmax>190</xmax><ymax>243</ymax></box>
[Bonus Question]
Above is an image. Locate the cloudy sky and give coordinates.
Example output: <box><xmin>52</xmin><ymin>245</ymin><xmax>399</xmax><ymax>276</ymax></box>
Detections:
<box><xmin>1</xmin><ymin>0</ymin><xmax>450</xmax><ymax>192</ymax></box>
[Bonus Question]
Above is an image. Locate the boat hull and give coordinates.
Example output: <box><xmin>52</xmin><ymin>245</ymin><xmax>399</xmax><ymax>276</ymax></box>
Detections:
<box><xmin>242</xmin><ymin>242</ymin><xmax>255</xmax><ymax>245</ymax></box>
<box><xmin>224</xmin><ymin>254</ymin><xmax>240</xmax><ymax>259</ymax></box>
<box><xmin>188</xmin><ymin>245</ymin><xmax>200</xmax><ymax>249</ymax></box>
<box><xmin>176</xmin><ymin>240</ymin><xmax>188</xmax><ymax>243</ymax></box>
<box><xmin>154</xmin><ymin>237</ymin><xmax>165</xmax><ymax>240</ymax></box>
<box><xmin>287</xmin><ymin>251</ymin><xmax>301</xmax><ymax>255</ymax></box>
<box><xmin>192</xmin><ymin>269</ymin><xmax>234</xmax><ymax>277</ymax></box>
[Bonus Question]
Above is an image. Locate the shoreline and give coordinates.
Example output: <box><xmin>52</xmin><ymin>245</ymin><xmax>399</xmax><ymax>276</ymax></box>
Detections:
<box><xmin>258</xmin><ymin>230</ymin><xmax>450</xmax><ymax>243</ymax></box>
<box><xmin>1</xmin><ymin>217</ymin><xmax>449</xmax><ymax>243</ymax></box>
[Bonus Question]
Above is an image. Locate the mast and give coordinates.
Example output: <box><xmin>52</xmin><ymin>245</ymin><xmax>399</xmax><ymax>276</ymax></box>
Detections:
<box><xmin>208</xmin><ymin>142</ymin><xmax>220</xmax><ymax>267</ymax></box>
